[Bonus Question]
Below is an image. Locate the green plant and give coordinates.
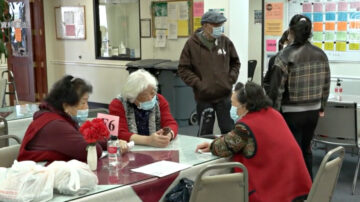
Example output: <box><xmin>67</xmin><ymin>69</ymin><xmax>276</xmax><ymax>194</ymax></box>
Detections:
<box><xmin>0</xmin><ymin>0</ymin><xmax>12</xmax><ymax>57</ymax></box>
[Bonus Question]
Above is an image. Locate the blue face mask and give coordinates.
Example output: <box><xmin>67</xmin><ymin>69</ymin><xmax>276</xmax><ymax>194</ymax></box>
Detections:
<box><xmin>138</xmin><ymin>95</ymin><xmax>157</xmax><ymax>111</ymax></box>
<box><xmin>211</xmin><ymin>26</ymin><xmax>223</xmax><ymax>38</ymax></box>
<box><xmin>71</xmin><ymin>109</ymin><xmax>88</xmax><ymax>124</ymax></box>
<box><xmin>230</xmin><ymin>106</ymin><xmax>240</xmax><ymax>123</ymax></box>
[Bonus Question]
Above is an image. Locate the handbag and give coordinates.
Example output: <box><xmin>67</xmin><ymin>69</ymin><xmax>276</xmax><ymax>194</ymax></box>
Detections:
<box><xmin>165</xmin><ymin>178</ymin><xmax>194</xmax><ymax>202</ymax></box>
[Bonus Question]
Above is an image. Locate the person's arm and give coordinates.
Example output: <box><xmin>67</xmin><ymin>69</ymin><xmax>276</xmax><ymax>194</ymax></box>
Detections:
<box><xmin>228</xmin><ymin>40</ymin><xmax>241</xmax><ymax>84</ymax></box>
<box><xmin>210</xmin><ymin>123</ymin><xmax>254</xmax><ymax>157</ymax></box>
<box><xmin>178</xmin><ymin>42</ymin><xmax>201</xmax><ymax>88</ymax></box>
<box><xmin>109</xmin><ymin>99</ymin><xmax>134</xmax><ymax>142</ymax></box>
<box><xmin>33</xmin><ymin>120</ymin><xmax>103</xmax><ymax>162</ymax></box>
<box><xmin>269</xmin><ymin>56</ymin><xmax>288</xmax><ymax>110</ymax></box>
<box><xmin>158</xmin><ymin>94</ymin><xmax>178</xmax><ymax>139</ymax></box>
<box><xmin>321</xmin><ymin>59</ymin><xmax>331</xmax><ymax>112</ymax></box>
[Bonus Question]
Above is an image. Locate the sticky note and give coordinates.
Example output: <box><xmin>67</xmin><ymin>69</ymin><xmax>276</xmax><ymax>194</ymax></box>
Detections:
<box><xmin>15</xmin><ymin>28</ymin><xmax>22</xmax><ymax>42</ymax></box>
<box><xmin>350</xmin><ymin>2</ymin><xmax>360</xmax><ymax>10</ymax></box>
<box><xmin>350</xmin><ymin>12</ymin><xmax>360</xmax><ymax>20</ymax></box>
<box><xmin>325</xmin><ymin>2</ymin><xmax>336</xmax><ymax>12</ymax></box>
<box><xmin>336</xmin><ymin>41</ymin><xmax>347</xmax><ymax>52</ymax></box>
<box><xmin>313</xmin><ymin>42</ymin><xmax>323</xmax><ymax>49</ymax></box>
<box><xmin>313</xmin><ymin>22</ymin><xmax>323</xmax><ymax>32</ymax></box>
<box><xmin>349</xmin><ymin>43</ymin><xmax>360</xmax><ymax>50</ymax></box>
<box><xmin>303</xmin><ymin>3</ymin><xmax>312</xmax><ymax>12</ymax></box>
<box><xmin>337</xmin><ymin>12</ymin><xmax>348</xmax><ymax>22</ymax></box>
<box><xmin>336</xmin><ymin>32</ymin><xmax>347</xmax><ymax>41</ymax></box>
<box><xmin>350</xmin><ymin>21</ymin><xmax>360</xmax><ymax>29</ymax></box>
<box><xmin>266</xmin><ymin>40</ymin><xmax>277</xmax><ymax>52</ymax></box>
<box><xmin>312</xmin><ymin>32</ymin><xmax>323</xmax><ymax>41</ymax></box>
<box><xmin>325</xmin><ymin>22</ymin><xmax>335</xmax><ymax>31</ymax></box>
<box><xmin>324</xmin><ymin>42</ymin><xmax>334</xmax><ymax>51</ymax></box>
<box><xmin>313</xmin><ymin>13</ymin><xmax>323</xmax><ymax>22</ymax></box>
<box><xmin>349</xmin><ymin>32</ymin><xmax>360</xmax><ymax>41</ymax></box>
<box><xmin>325</xmin><ymin>12</ymin><xmax>336</xmax><ymax>21</ymax></box>
<box><xmin>313</xmin><ymin>3</ymin><xmax>323</xmax><ymax>12</ymax></box>
<box><xmin>338</xmin><ymin>2</ymin><xmax>348</xmax><ymax>12</ymax></box>
<box><xmin>325</xmin><ymin>32</ymin><xmax>335</xmax><ymax>41</ymax></box>
<box><xmin>303</xmin><ymin>13</ymin><xmax>312</xmax><ymax>21</ymax></box>
<box><xmin>337</xmin><ymin>22</ymin><xmax>347</xmax><ymax>31</ymax></box>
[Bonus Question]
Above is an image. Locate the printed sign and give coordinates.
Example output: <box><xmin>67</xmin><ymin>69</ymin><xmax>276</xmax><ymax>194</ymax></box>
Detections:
<box><xmin>97</xmin><ymin>113</ymin><xmax>119</xmax><ymax>136</ymax></box>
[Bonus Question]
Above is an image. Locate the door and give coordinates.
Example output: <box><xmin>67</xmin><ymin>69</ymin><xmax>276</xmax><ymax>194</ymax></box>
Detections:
<box><xmin>7</xmin><ymin>0</ymin><xmax>35</xmax><ymax>103</ymax></box>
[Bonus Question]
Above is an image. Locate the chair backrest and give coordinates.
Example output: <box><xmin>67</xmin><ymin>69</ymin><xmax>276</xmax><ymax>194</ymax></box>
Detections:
<box><xmin>88</xmin><ymin>108</ymin><xmax>109</xmax><ymax>118</ymax></box>
<box><xmin>248</xmin><ymin>60</ymin><xmax>257</xmax><ymax>81</ymax></box>
<box><xmin>0</xmin><ymin>78</ymin><xmax>6</xmax><ymax>107</ymax></box>
<box><xmin>0</xmin><ymin>144</ymin><xmax>20</xmax><ymax>168</ymax></box>
<box><xmin>197</xmin><ymin>107</ymin><xmax>215</xmax><ymax>138</ymax></box>
<box><xmin>189</xmin><ymin>162</ymin><xmax>248</xmax><ymax>202</ymax></box>
<box><xmin>307</xmin><ymin>146</ymin><xmax>345</xmax><ymax>202</ymax></box>
<box><xmin>0</xmin><ymin>116</ymin><xmax>9</xmax><ymax>148</ymax></box>
<box><xmin>314</xmin><ymin>101</ymin><xmax>357</xmax><ymax>146</ymax></box>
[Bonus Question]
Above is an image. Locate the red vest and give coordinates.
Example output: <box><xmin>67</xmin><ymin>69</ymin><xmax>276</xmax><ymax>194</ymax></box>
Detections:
<box><xmin>233</xmin><ymin>108</ymin><xmax>312</xmax><ymax>202</ymax></box>
<box><xmin>17</xmin><ymin>112</ymin><xmax>72</xmax><ymax>163</ymax></box>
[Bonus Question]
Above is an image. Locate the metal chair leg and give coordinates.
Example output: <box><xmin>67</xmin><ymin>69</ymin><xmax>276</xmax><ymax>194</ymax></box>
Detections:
<box><xmin>352</xmin><ymin>150</ymin><xmax>360</xmax><ymax>195</ymax></box>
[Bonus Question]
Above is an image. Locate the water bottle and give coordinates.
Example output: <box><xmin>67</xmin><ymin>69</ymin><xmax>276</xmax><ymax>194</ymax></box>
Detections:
<box><xmin>108</xmin><ymin>135</ymin><xmax>119</xmax><ymax>167</ymax></box>
<box><xmin>335</xmin><ymin>78</ymin><xmax>343</xmax><ymax>101</ymax></box>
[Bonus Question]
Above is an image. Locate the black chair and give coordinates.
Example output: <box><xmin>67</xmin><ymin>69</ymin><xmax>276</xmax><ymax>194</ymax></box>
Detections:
<box><xmin>197</xmin><ymin>108</ymin><xmax>221</xmax><ymax>139</ymax></box>
<box><xmin>88</xmin><ymin>108</ymin><xmax>109</xmax><ymax>118</ymax></box>
<box><xmin>248</xmin><ymin>60</ymin><xmax>257</xmax><ymax>81</ymax></box>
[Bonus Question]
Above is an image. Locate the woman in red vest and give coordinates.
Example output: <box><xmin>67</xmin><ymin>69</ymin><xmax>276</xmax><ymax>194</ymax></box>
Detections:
<box><xmin>18</xmin><ymin>76</ymin><xmax>108</xmax><ymax>164</ymax></box>
<box><xmin>196</xmin><ymin>82</ymin><xmax>312</xmax><ymax>202</ymax></box>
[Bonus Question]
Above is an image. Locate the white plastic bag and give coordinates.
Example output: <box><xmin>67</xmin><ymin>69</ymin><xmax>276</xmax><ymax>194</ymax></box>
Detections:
<box><xmin>48</xmin><ymin>160</ymin><xmax>98</xmax><ymax>195</ymax></box>
<box><xmin>0</xmin><ymin>161</ymin><xmax>54</xmax><ymax>202</ymax></box>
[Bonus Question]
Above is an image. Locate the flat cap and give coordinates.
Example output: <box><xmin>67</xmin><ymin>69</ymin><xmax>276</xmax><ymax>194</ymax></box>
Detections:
<box><xmin>201</xmin><ymin>11</ymin><xmax>227</xmax><ymax>25</ymax></box>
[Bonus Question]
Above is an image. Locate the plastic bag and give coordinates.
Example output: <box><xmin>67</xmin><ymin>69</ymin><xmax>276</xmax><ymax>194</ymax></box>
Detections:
<box><xmin>165</xmin><ymin>178</ymin><xmax>194</xmax><ymax>202</ymax></box>
<box><xmin>0</xmin><ymin>161</ymin><xmax>54</xmax><ymax>202</ymax></box>
<box><xmin>48</xmin><ymin>160</ymin><xmax>98</xmax><ymax>195</ymax></box>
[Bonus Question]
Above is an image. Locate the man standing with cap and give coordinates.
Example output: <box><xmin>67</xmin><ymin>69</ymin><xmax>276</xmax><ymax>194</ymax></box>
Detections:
<box><xmin>178</xmin><ymin>11</ymin><xmax>240</xmax><ymax>135</ymax></box>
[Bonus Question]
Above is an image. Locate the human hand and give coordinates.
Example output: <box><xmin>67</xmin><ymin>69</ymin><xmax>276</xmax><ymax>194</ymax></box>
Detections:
<box><xmin>195</xmin><ymin>142</ymin><xmax>211</xmax><ymax>153</ymax></box>
<box><xmin>148</xmin><ymin>130</ymin><xmax>171</xmax><ymax>147</ymax></box>
<box><xmin>319</xmin><ymin>111</ymin><xmax>325</xmax><ymax>117</ymax></box>
<box><xmin>118</xmin><ymin>140</ymin><xmax>129</xmax><ymax>154</ymax></box>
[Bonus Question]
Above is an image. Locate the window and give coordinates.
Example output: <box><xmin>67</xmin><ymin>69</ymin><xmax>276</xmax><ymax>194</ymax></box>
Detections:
<box><xmin>94</xmin><ymin>0</ymin><xmax>141</xmax><ymax>60</ymax></box>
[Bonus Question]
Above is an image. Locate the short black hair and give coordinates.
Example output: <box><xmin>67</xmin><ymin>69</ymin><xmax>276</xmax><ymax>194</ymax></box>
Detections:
<box><xmin>234</xmin><ymin>81</ymin><xmax>272</xmax><ymax>112</ymax></box>
<box><xmin>289</xmin><ymin>14</ymin><xmax>312</xmax><ymax>45</ymax></box>
<box><xmin>45</xmin><ymin>75</ymin><xmax>92</xmax><ymax>111</ymax></box>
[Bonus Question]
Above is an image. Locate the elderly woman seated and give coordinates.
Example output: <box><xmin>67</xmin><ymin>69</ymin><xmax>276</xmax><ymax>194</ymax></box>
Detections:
<box><xmin>109</xmin><ymin>69</ymin><xmax>178</xmax><ymax>147</ymax></box>
<box><xmin>18</xmin><ymin>76</ymin><xmax>108</xmax><ymax>163</ymax></box>
<box><xmin>196</xmin><ymin>82</ymin><xmax>312</xmax><ymax>202</ymax></box>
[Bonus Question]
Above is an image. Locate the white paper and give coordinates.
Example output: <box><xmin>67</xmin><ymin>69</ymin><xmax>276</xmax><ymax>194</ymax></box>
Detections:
<box><xmin>154</xmin><ymin>16</ymin><xmax>168</xmax><ymax>29</ymax></box>
<box><xmin>155</xmin><ymin>29</ymin><xmax>167</xmax><ymax>48</ymax></box>
<box><xmin>168</xmin><ymin>21</ymin><xmax>178</xmax><ymax>40</ymax></box>
<box><xmin>168</xmin><ymin>2</ymin><xmax>178</xmax><ymax>20</ymax></box>
<box><xmin>178</xmin><ymin>2</ymin><xmax>189</xmax><ymax>20</ymax></box>
<box><xmin>131</xmin><ymin>160</ymin><xmax>191</xmax><ymax>177</ymax></box>
<box><xmin>63</xmin><ymin>11</ymin><xmax>74</xmax><ymax>24</ymax></box>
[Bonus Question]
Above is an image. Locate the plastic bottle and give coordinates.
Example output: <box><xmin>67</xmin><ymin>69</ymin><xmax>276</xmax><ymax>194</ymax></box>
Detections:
<box><xmin>108</xmin><ymin>135</ymin><xmax>119</xmax><ymax>167</ymax></box>
<box><xmin>335</xmin><ymin>78</ymin><xmax>343</xmax><ymax>101</ymax></box>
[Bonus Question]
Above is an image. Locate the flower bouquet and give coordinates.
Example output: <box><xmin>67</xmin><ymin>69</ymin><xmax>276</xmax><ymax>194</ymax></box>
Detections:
<box><xmin>80</xmin><ymin>118</ymin><xmax>110</xmax><ymax>170</ymax></box>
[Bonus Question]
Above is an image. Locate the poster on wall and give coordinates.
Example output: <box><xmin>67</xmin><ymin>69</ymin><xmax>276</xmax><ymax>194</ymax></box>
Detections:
<box><xmin>55</xmin><ymin>6</ymin><xmax>86</xmax><ymax>40</ymax></box>
<box><xmin>265</xmin><ymin>2</ymin><xmax>284</xmax><ymax>36</ymax></box>
<box><xmin>288</xmin><ymin>0</ymin><xmax>360</xmax><ymax>62</ymax></box>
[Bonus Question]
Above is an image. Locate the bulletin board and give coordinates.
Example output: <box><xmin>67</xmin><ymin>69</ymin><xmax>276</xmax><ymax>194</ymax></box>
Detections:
<box><xmin>288</xmin><ymin>0</ymin><xmax>360</xmax><ymax>62</ymax></box>
<box><xmin>151</xmin><ymin>0</ymin><xmax>193</xmax><ymax>38</ymax></box>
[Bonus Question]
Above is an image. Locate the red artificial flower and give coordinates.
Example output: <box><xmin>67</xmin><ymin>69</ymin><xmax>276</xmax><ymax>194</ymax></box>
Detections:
<box><xmin>80</xmin><ymin>118</ymin><xmax>110</xmax><ymax>144</ymax></box>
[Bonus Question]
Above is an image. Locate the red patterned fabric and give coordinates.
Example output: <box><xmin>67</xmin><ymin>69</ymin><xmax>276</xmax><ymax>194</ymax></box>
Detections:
<box><xmin>109</xmin><ymin>94</ymin><xmax>178</xmax><ymax>141</ymax></box>
<box><xmin>233</xmin><ymin>108</ymin><xmax>312</xmax><ymax>202</ymax></box>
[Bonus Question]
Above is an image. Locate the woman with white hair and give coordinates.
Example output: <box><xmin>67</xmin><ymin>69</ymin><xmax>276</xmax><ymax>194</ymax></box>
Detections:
<box><xmin>109</xmin><ymin>69</ymin><xmax>178</xmax><ymax>147</ymax></box>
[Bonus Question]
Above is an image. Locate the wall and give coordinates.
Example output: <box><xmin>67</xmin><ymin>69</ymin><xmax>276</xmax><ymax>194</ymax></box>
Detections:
<box><xmin>248</xmin><ymin>0</ymin><xmax>262</xmax><ymax>84</ymax></box>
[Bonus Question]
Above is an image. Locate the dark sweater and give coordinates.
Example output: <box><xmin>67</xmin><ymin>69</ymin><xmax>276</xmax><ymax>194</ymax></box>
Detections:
<box><xmin>178</xmin><ymin>29</ymin><xmax>241</xmax><ymax>103</ymax></box>
<box><xmin>19</xmin><ymin>102</ymin><xmax>106</xmax><ymax>163</ymax></box>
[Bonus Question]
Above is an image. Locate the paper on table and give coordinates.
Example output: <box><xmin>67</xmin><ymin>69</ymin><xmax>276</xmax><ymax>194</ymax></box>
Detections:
<box><xmin>131</xmin><ymin>160</ymin><xmax>191</xmax><ymax>177</ymax></box>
